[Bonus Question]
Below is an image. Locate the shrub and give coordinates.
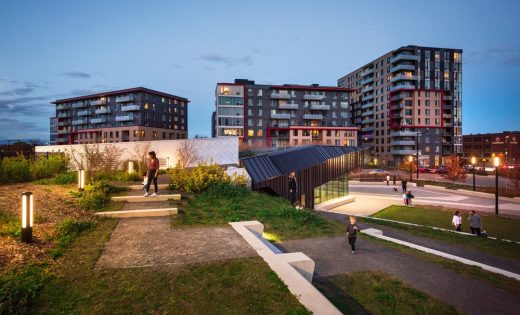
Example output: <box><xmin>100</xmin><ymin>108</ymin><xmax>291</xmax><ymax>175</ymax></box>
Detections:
<box><xmin>76</xmin><ymin>181</ymin><xmax>128</xmax><ymax>211</ymax></box>
<box><xmin>170</xmin><ymin>162</ymin><xmax>230</xmax><ymax>193</ymax></box>
<box><xmin>34</xmin><ymin>171</ymin><xmax>77</xmax><ymax>185</ymax></box>
<box><xmin>0</xmin><ymin>157</ymin><xmax>32</xmax><ymax>184</ymax></box>
<box><xmin>93</xmin><ymin>170</ymin><xmax>142</xmax><ymax>183</ymax></box>
<box><xmin>0</xmin><ymin>211</ymin><xmax>20</xmax><ymax>238</ymax></box>
<box><xmin>29</xmin><ymin>155</ymin><xmax>69</xmax><ymax>180</ymax></box>
<box><xmin>206</xmin><ymin>181</ymin><xmax>250</xmax><ymax>199</ymax></box>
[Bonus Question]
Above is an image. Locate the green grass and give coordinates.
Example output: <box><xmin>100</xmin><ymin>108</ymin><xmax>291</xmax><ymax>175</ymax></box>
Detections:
<box><xmin>416</xmin><ymin>179</ymin><xmax>520</xmax><ymax>198</ymax></box>
<box><xmin>170</xmin><ymin>187</ymin><xmax>345</xmax><ymax>241</ymax></box>
<box><xmin>367</xmin><ymin>205</ymin><xmax>520</xmax><ymax>260</ymax></box>
<box><xmin>0</xmin><ymin>210</ymin><xmax>20</xmax><ymax>238</ymax></box>
<box><xmin>29</xmin><ymin>219</ymin><xmax>309</xmax><ymax>314</ymax></box>
<box><xmin>315</xmin><ymin>271</ymin><xmax>459</xmax><ymax>315</ymax></box>
<box><xmin>364</xmin><ymin>234</ymin><xmax>520</xmax><ymax>296</ymax></box>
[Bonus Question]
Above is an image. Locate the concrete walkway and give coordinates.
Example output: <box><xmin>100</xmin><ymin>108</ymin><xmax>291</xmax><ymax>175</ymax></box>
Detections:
<box><xmin>277</xmin><ymin>236</ymin><xmax>520</xmax><ymax>315</ymax></box>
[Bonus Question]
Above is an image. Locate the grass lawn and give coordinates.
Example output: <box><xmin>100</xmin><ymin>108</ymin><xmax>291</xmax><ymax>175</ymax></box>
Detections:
<box><xmin>363</xmin><ymin>235</ymin><xmax>520</xmax><ymax>296</ymax></box>
<box><xmin>28</xmin><ymin>218</ymin><xmax>309</xmax><ymax>314</ymax></box>
<box><xmin>315</xmin><ymin>271</ymin><xmax>459</xmax><ymax>315</ymax></box>
<box><xmin>170</xmin><ymin>188</ymin><xmax>345</xmax><ymax>241</ymax></box>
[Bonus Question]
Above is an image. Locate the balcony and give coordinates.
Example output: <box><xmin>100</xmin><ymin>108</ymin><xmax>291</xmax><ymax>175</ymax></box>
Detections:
<box><xmin>95</xmin><ymin>108</ymin><xmax>111</xmax><ymax>114</ymax></box>
<box><xmin>360</xmin><ymin>68</ymin><xmax>374</xmax><ymax>77</ymax></box>
<box><xmin>390</xmin><ymin>74</ymin><xmax>418</xmax><ymax>83</ymax></box>
<box><xmin>360</xmin><ymin>77</ymin><xmax>373</xmax><ymax>86</ymax></box>
<box><xmin>361</xmin><ymin>110</ymin><xmax>373</xmax><ymax>117</ymax></box>
<box><xmin>303</xmin><ymin>114</ymin><xmax>323</xmax><ymax>120</ymax></box>
<box><xmin>116</xmin><ymin>95</ymin><xmax>134</xmax><ymax>102</ymax></box>
<box><xmin>271</xmin><ymin>113</ymin><xmax>291</xmax><ymax>120</ymax></box>
<box><xmin>362</xmin><ymin>94</ymin><xmax>374</xmax><ymax>101</ymax></box>
<box><xmin>72</xmin><ymin>119</ymin><xmax>88</xmax><ymax>125</ymax></box>
<box><xmin>362</xmin><ymin>126</ymin><xmax>374</xmax><ymax>132</ymax></box>
<box><xmin>77</xmin><ymin>109</ymin><xmax>91</xmax><ymax>116</ymax></box>
<box><xmin>390</xmin><ymin>64</ymin><xmax>415</xmax><ymax>72</ymax></box>
<box><xmin>390</xmin><ymin>131</ymin><xmax>417</xmax><ymax>137</ymax></box>
<box><xmin>270</xmin><ymin>92</ymin><xmax>291</xmax><ymax>99</ymax></box>
<box><xmin>390</xmin><ymin>84</ymin><xmax>415</xmax><ymax>92</ymax></box>
<box><xmin>57</xmin><ymin>129</ymin><xmax>69</xmax><ymax>134</ymax></box>
<box><xmin>390</xmin><ymin>93</ymin><xmax>410</xmax><ymax>101</ymax></box>
<box><xmin>390</xmin><ymin>54</ymin><xmax>419</xmax><ymax>64</ymax></box>
<box><xmin>71</xmin><ymin>102</ymin><xmax>87</xmax><ymax>109</ymax></box>
<box><xmin>91</xmin><ymin>99</ymin><xmax>106</xmax><ymax>106</ymax></box>
<box><xmin>57</xmin><ymin>104</ymin><xmax>69</xmax><ymax>110</ymax></box>
<box><xmin>390</xmin><ymin>149</ymin><xmax>417</xmax><ymax>155</ymax></box>
<box><xmin>340</xmin><ymin>103</ymin><xmax>349</xmax><ymax>109</ymax></box>
<box><xmin>391</xmin><ymin>140</ymin><xmax>416</xmax><ymax>146</ymax></box>
<box><xmin>361</xmin><ymin>102</ymin><xmax>373</xmax><ymax>110</ymax></box>
<box><xmin>310</xmin><ymin>104</ymin><xmax>330</xmax><ymax>110</ymax></box>
<box><xmin>278</xmin><ymin>103</ymin><xmax>299</xmax><ymax>110</ymax></box>
<box><xmin>362</xmin><ymin>118</ymin><xmax>374</xmax><ymax>124</ymax></box>
<box><xmin>57</xmin><ymin>121</ymin><xmax>70</xmax><ymax>127</ymax></box>
<box><xmin>303</xmin><ymin>94</ymin><xmax>325</xmax><ymax>101</ymax></box>
<box><xmin>115</xmin><ymin>115</ymin><xmax>134</xmax><ymax>122</ymax></box>
<box><xmin>91</xmin><ymin>118</ymin><xmax>106</xmax><ymax>124</ymax></box>
<box><xmin>57</xmin><ymin>112</ymin><xmax>71</xmax><ymax>118</ymax></box>
<box><xmin>361</xmin><ymin>85</ymin><xmax>373</xmax><ymax>93</ymax></box>
<box><xmin>121</xmin><ymin>104</ymin><xmax>140</xmax><ymax>111</ymax></box>
<box><xmin>391</xmin><ymin>103</ymin><xmax>405</xmax><ymax>110</ymax></box>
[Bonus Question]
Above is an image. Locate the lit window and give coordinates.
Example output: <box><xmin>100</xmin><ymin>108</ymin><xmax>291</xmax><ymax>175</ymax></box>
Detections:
<box><xmin>247</xmin><ymin>130</ymin><xmax>254</xmax><ymax>137</ymax></box>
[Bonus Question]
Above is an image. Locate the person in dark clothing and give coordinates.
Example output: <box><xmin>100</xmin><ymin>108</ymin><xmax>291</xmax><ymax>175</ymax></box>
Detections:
<box><xmin>469</xmin><ymin>210</ymin><xmax>483</xmax><ymax>236</ymax></box>
<box><xmin>288</xmin><ymin>171</ymin><xmax>297</xmax><ymax>206</ymax></box>
<box><xmin>346</xmin><ymin>216</ymin><xmax>360</xmax><ymax>255</ymax></box>
<box><xmin>401</xmin><ymin>179</ymin><xmax>407</xmax><ymax>193</ymax></box>
<box><xmin>144</xmin><ymin>151</ymin><xmax>159</xmax><ymax>197</ymax></box>
<box><xmin>392</xmin><ymin>175</ymin><xmax>397</xmax><ymax>186</ymax></box>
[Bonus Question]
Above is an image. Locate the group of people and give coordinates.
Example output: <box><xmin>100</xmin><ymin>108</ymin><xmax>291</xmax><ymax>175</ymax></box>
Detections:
<box><xmin>452</xmin><ymin>210</ymin><xmax>484</xmax><ymax>236</ymax></box>
<box><xmin>386</xmin><ymin>175</ymin><xmax>415</xmax><ymax>207</ymax></box>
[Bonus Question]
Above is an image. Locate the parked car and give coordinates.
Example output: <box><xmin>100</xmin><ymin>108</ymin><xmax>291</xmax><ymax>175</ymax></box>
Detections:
<box><xmin>418</xmin><ymin>167</ymin><xmax>431</xmax><ymax>173</ymax></box>
<box><xmin>369</xmin><ymin>169</ymin><xmax>389</xmax><ymax>175</ymax></box>
<box><xmin>431</xmin><ymin>166</ymin><xmax>447</xmax><ymax>174</ymax></box>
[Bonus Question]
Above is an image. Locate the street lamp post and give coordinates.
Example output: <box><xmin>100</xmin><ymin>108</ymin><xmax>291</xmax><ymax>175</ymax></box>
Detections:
<box><xmin>416</xmin><ymin>132</ymin><xmax>419</xmax><ymax>180</ymax></box>
<box><xmin>408</xmin><ymin>155</ymin><xmax>413</xmax><ymax>182</ymax></box>
<box><xmin>471</xmin><ymin>156</ymin><xmax>476</xmax><ymax>191</ymax></box>
<box><xmin>494</xmin><ymin>157</ymin><xmax>500</xmax><ymax>215</ymax></box>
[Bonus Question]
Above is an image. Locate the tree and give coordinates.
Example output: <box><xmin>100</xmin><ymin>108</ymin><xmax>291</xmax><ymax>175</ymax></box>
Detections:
<box><xmin>441</xmin><ymin>154</ymin><xmax>467</xmax><ymax>183</ymax></box>
<box><xmin>131</xmin><ymin>141</ymin><xmax>152</xmax><ymax>175</ymax></box>
<box><xmin>101</xmin><ymin>144</ymin><xmax>123</xmax><ymax>171</ymax></box>
<box><xmin>399</xmin><ymin>160</ymin><xmax>417</xmax><ymax>175</ymax></box>
<box><xmin>66</xmin><ymin>144</ymin><xmax>103</xmax><ymax>179</ymax></box>
<box><xmin>176</xmin><ymin>140</ymin><xmax>200</xmax><ymax>168</ymax></box>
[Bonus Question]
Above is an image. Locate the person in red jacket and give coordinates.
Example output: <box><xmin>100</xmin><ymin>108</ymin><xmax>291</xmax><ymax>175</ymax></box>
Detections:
<box><xmin>144</xmin><ymin>151</ymin><xmax>159</xmax><ymax>197</ymax></box>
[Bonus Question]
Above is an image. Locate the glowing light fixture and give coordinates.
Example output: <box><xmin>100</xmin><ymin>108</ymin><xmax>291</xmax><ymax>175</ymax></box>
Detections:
<box><xmin>78</xmin><ymin>169</ymin><xmax>85</xmax><ymax>191</ymax></box>
<box><xmin>408</xmin><ymin>156</ymin><xmax>413</xmax><ymax>162</ymax></box>
<box><xmin>471</xmin><ymin>156</ymin><xmax>476</xmax><ymax>165</ymax></box>
<box><xmin>128</xmin><ymin>161</ymin><xmax>134</xmax><ymax>174</ymax></box>
<box><xmin>21</xmin><ymin>192</ymin><xmax>33</xmax><ymax>243</ymax></box>
<box><xmin>493</xmin><ymin>157</ymin><xmax>500</xmax><ymax>167</ymax></box>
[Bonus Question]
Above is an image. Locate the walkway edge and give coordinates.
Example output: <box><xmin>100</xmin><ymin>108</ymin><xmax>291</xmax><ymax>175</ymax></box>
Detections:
<box><xmin>362</xmin><ymin>228</ymin><xmax>520</xmax><ymax>281</ymax></box>
<box><xmin>229</xmin><ymin>221</ymin><xmax>342</xmax><ymax>315</ymax></box>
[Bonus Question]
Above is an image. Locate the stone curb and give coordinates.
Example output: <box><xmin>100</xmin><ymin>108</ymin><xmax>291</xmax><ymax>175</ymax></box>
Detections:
<box><xmin>111</xmin><ymin>194</ymin><xmax>181</xmax><ymax>203</ymax></box>
<box><xmin>96</xmin><ymin>208</ymin><xmax>178</xmax><ymax>218</ymax></box>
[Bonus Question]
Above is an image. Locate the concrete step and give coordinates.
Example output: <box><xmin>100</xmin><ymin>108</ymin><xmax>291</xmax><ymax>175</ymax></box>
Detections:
<box><xmin>96</xmin><ymin>208</ymin><xmax>178</xmax><ymax>218</ymax></box>
<box><xmin>128</xmin><ymin>184</ymin><xmax>170</xmax><ymax>190</ymax></box>
<box><xmin>111</xmin><ymin>194</ymin><xmax>181</xmax><ymax>203</ymax></box>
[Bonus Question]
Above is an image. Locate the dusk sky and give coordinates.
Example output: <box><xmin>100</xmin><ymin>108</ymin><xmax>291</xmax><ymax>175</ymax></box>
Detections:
<box><xmin>0</xmin><ymin>0</ymin><xmax>519</xmax><ymax>142</ymax></box>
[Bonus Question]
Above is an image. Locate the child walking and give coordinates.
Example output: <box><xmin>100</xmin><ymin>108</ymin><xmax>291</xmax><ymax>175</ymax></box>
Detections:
<box><xmin>346</xmin><ymin>216</ymin><xmax>360</xmax><ymax>255</ymax></box>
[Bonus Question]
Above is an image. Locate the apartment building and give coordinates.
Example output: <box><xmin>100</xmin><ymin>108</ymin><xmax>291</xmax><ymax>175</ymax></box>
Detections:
<box><xmin>50</xmin><ymin>87</ymin><xmax>188</xmax><ymax>145</ymax></box>
<box><xmin>213</xmin><ymin>79</ymin><xmax>358</xmax><ymax>148</ymax></box>
<box><xmin>463</xmin><ymin>131</ymin><xmax>519</xmax><ymax>165</ymax></box>
<box><xmin>338</xmin><ymin>45</ymin><xmax>463</xmax><ymax>167</ymax></box>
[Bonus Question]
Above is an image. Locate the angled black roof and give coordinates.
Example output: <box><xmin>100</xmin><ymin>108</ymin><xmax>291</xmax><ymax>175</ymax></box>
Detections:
<box><xmin>242</xmin><ymin>145</ymin><xmax>363</xmax><ymax>183</ymax></box>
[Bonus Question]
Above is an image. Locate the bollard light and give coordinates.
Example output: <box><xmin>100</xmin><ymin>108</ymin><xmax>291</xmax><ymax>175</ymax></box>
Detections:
<box><xmin>167</xmin><ymin>157</ymin><xmax>170</xmax><ymax>169</ymax></box>
<box><xmin>21</xmin><ymin>192</ymin><xmax>33</xmax><ymax>243</ymax></box>
<box><xmin>128</xmin><ymin>161</ymin><xmax>134</xmax><ymax>174</ymax></box>
<box><xmin>78</xmin><ymin>168</ymin><xmax>85</xmax><ymax>191</ymax></box>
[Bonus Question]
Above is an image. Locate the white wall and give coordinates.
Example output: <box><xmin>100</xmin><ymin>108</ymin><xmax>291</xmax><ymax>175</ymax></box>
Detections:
<box><xmin>35</xmin><ymin>137</ymin><xmax>239</xmax><ymax>169</ymax></box>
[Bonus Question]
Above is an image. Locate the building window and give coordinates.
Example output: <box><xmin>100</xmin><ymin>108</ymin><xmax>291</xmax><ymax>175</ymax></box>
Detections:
<box><xmin>257</xmin><ymin>130</ymin><xmax>263</xmax><ymax>137</ymax></box>
<box><xmin>247</xmin><ymin>130</ymin><xmax>254</xmax><ymax>137</ymax></box>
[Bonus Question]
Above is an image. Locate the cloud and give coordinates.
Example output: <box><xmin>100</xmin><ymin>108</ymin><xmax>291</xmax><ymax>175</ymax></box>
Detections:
<box><xmin>199</xmin><ymin>53</ymin><xmax>254</xmax><ymax>67</ymax></box>
<box><xmin>0</xmin><ymin>117</ymin><xmax>47</xmax><ymax>132</ymax></box>
<box><xmin>0</xmin><ymin>81</ymin><xmax>49</xmax><ymax>96</ymax></box>
<box><xmin>171</xmin><ymin>64</ymin><xmax>183</xmax><ymax>69</ymax></box>
<box><xmin>61</xmin><ymin>71</ymin><xmax>91</xmax><ymax>79</ymax></box>
<box><xmin>465</xmin><ymin>46</ymin><xmax>520</xmax><ymax>66</ymax></box>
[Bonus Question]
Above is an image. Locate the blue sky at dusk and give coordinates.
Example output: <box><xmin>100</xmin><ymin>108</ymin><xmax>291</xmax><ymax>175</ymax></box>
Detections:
<box><xmin>0</xmin><ymin>0</ymin><xmax>519</xmax><ymax>142</ymax></box>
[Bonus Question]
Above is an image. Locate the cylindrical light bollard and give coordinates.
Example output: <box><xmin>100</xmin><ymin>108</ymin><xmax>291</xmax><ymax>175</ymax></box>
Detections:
<box><xmin>78</xmin><ymin>169</ymin><xmax>85</xmax><ymax>191</ymax></box>
<box><xmin>21</xmin><ymin>192</ymin><xmax>33</xmax><ymax>243</ymax></box>
<box><xmin>128</xmin><ymin>161</ymin><xmax>134</xmax><ymax>174</ymax></box>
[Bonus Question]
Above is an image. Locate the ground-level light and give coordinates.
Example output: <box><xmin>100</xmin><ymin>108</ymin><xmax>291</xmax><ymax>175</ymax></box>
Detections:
<box><xmin>21</xmin><ymin>192</ymin><xmax>33</xmax><ymax>243</ymax></box>
<box><xmin>78</xmin><ymin>168</ymin><xmax>85</xmax><ymax>191</ymax></box>
<box><xmin>128</xmin><ymin>161</ymin><xmax>134</xmax><ymax>174</ymax></box>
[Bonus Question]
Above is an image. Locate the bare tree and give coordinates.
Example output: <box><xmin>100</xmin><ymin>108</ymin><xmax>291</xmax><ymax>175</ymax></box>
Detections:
<box><xmin>442</xmin><ymin>154</ymin><xmax>468</xmax><ymax>183</ymax></box>
<box><xmin>131</xmin><ymin>141</ymin><xmax>152</xmax><ymax>175</ymax></box>
<box><xmin>65</xmin><ymin>144</ymin><xmax>103</xmax><ymax>179</ymax></box>
<box><xmin>102</xmin><ymin>144</ymin><xmax>123</xmax><ymax>171</ymax></box>
<box><xmin>176</xmin><ymin>140</ymin><xmax>200</xmax><ymax>168</ymax></box>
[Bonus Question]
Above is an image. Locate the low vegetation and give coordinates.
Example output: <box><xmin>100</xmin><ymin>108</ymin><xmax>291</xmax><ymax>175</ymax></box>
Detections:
<box><xmin>316</xmin><ymin>271</ymin><xmax>459</xmax><ymax>315</ymax></box>
<box><xmin>70</xmin><ymin>181</ymin><xmax>129</xmax><ymax>211</ymax></box>
<box><xmin>0</xmin><ymin>155</ymin><xmax>68</xmax><ymax>184</ymax></box>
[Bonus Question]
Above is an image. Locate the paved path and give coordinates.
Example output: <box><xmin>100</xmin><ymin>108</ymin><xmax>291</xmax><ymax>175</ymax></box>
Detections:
<box><xmin>277</xmin><ymin>236</ymin><xmax>520</xmax><ymax>315</ymax></box>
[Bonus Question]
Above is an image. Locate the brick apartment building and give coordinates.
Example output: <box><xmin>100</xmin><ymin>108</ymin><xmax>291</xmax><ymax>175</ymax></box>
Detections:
<box><xmin>50</xmin><ymin>87</ymin><xmax>188</xmax><ymax>145</ymax></box>
<box><xmin>463</xmin><ymin>131</ymin><xmax>520</xmax><ymax>165</ymax></box>
<box><xmin>212</xmin><ymin>79</ymin><xmax>358</xmax><ymax>148</ymax></box>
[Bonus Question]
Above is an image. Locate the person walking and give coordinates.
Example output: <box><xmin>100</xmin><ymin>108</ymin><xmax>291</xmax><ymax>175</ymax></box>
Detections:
<box><xmin>402</xmin><ymin>191</ymin><xmax>409</xmax><ymax>206</ymax></box>
<box><xmin>452</xmin><ymin>211</ymin><xmax>462</xmax><ymax>231</ymax></box>
<box><xmin>468</xmin><ymin>210</ymin><xmax>482</xmax><ymax>236</ymax></box>
<box><xmin>401</xmin><ymin>179</ymin><xmax>408</xmax><ymax>193</ymax></box>
<box><xmin>386</xmin><ymin>175</ymin><xmax>390</xmax><ymax>186</ymax></box>
<box><xmin>288</xmin><ymin>171</ymin><xmax>298</xmax><ymax>206</ymax></box>
<box><xmin>392</xmin><ymin>175</ymin><xmax>397</xmax><ymax>186</ymax></box>
<box><xmin>346</xmin><ymin>216</ymin><xmax>360</xmax><ymax>255</ymax></box>
<box><xmin>406</xmin><ymin>190</ymin><xmax>414</xmax><ymax>206</ymax></box>
<box><xmin>144</xmin><ymin>151</ymin><xmax>159</xmax><ymax>197</ymax></box>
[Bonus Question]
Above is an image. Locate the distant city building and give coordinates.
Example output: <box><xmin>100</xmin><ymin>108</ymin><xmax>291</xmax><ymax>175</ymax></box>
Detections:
<box><xmin>50</xmin><ymin>87</ymin><xmax>188</xmax><ymax>145</ymax></box>
<box><xmin>338</xmin><ymin>45</ymin><xmax>463</xmax><ymax>167</ymax></box>
<box><xmin>212</xmin><ymin>79</ymin><xmax>358</xmax><ymax>149</ymax></box>
<box><xmin>463</xmin><ymin>131</ymin><xmax>519</xmax><ymax>165</ymax></box>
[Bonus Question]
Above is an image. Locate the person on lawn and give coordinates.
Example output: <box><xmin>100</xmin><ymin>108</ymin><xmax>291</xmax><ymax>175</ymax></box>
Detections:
<box><xmin>402</xmin><ymin>192</ymin><xmax>409</xmax><ymax>206</ymax></box>
<box><xmin>144</xmin><ymin>151</ymin><xmax>159</xmax><ymax>197</ymax></box>
<box><xmin>452</xmin><ymin>211</ymin><xmax>462</xmax><ymax>231</ymax></box>
<box><xmin>288</xmin><ymin>171</ymin><xmax>298</xmax><ymax>206</ymax></box>
<box><xmin>346</xmin><ymin>216</ymin><xmax>360</xmax><ymax>255</ymax></box>
<box><xmin>468</xmin><ymin>210</ymin><xmax>482</xmax><ymax>236</ymax></box>
<box><xmin>406</xmin><ymin>190</ymin><xmax>414</xmax><ymax>206</ymax></box>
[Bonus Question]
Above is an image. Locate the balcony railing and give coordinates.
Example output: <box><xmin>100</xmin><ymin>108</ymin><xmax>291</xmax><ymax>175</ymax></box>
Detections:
<box><xmin>310</xmin><ymin>104</ymin><xmax>330</xmax><ymax>110</ymax></box>
<box><xmin>270</xmin><ymin>113</ymin><xmax>291</xmax><ymax>120</ymax></box>
<box><xmin>77</xmin><ymin>110</ymin><xmax>91</xmax><ymax>116</ymax></box>
<box><xmin>340</xmin><ymin>103</ymin><xmax>349</xmax><ymax>109</ymax></box>
<box><xmin>361</xmin><ymin>110</ymin><xmax>373</xmax><ymax>117</ymax></box>
<box><xmin>360</xmin><ymin>68</ymin><xmax>374</xmax><ymax>77</ymax></box>
<box><xmin>389</xmin><ymin>84</ymin><xmax>415</xmax><ymax>92</ymax></box>
<box><xmin>390</xmin><ymin>64</ymin><xmax>415</xmax><ymax>72</ymax></box>
<box><xmin>57</xmin><ymin>121</ymin><xmax>70</xmax><ymax>127</ymax></box>
<box><xmin>303</xmin><ymin>114</ymin><xmax>323</xmax><ymax>120</ymax></box>
<box><xmin>91</xmin><ymin>118</ymin><xmax>106</xmax><ymax>124</ymax></box>
<box><xmin>362</xmin><ymin>94</ymin><xmax>374</xmax><ymax>101</ymax></box>
<box><xmin>278</xmin><ymin>103</ymin><xmax>299</xmax><ymax>110</ymax></box>
<box><xmin>270</xmin><ymin>92</ymin><xmax>291</xmax><ymax>99</ymax></box>
<box><xmin>390</xmin><ymin>149</ymin><xmax>417</xmax><ymax>155</ymax></box>
<box><xmin>115</xmin><ymin>115</ymin><xmax>133</xmax><ymax>122</ymax></box>
<box><xmin>361</xmin><ymin>85</ymin><xmax>373</xmax><ymax>93</ymax></box>
<box><xmin>116</xmin><ymin>95</ymin><xmax>134</xmax><ymax>102</ymax></box>
<box><xmin>95</xmin><ymin>108</ymin><xmax>111</xmax><ymax>114</ymax></box>
<box><xmin>390</xmin><ymin>54</ymin><xmax>419</xmax><ymax>64</ymax></box>
<box><xmin>57</xmin><ymin>104</ymin><xmax>70</xmax><ymax>110</ymax></box>
<box><xmin>361</xmin><ymin>102</ymin><xmax>373</xmax><ymax>110</ymax></box>
<box><xmin>72</xmin><ymin>119</ymin><xmax>88</xmax><ymax>125</ymax></box>
<box><xmin>303</xmin><ymin>94</ymin><xmax>325</xmax><ymax>100</ymax></box>
<box><xmin>362</xmin><ymin>126</ymin><xmax>374</xmax><ymax>132</ymax></box>
<box><xmin>391</xmin><ymin>140</ymin><xmax>416</xmax><ymax>146</ymax></box>
<box><xmin>390</xmin><ymin>74</ymin><xmax>418</xmax><ymax>83</ymax></box>
<box><xmin>390</xmin><ymin>131</ymin><xmax>417</xmax><ymax>137</ymax></box>
<box><xmin>121</xmin><ymin>104</ymin><xmax>140</xmax><ymax>111</ymax></box>
<box><xmin>91</xmin><ymin>99</ymin><xmax>106</xmax><ymax>106</ymax></box>
<box><xmin>360</xmin><ymin>77</ymin><xmax>373</xmax><ymax>86</ymax></box>
<box><xmin>57</xmin><ymin>113</ymin><xmax>71</xmax><ymax>118</ymax></box>
<box><xmin>362</xmin><ymin>118</ymin><xmax>374</xmax><ymax>124</ymax></box>
<box><xmin>71</xmin><ymin>102</ymin><xmax>87</xmax><ymax>109</ymax></box>
<box><xmin>57</xmin><ymin>129</ymin><xmax>69</xmax><ymax>134</ymax></box>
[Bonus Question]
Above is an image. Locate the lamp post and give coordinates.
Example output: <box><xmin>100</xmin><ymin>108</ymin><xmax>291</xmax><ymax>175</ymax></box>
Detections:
<box><xmin>167</xmin><ymin>157</ymin><xmax>170</xmax><ymax>169</ymax></box>
<box><xmin>494</xmin><ymin>157</ymin><xmax>500</xmax><ymax>215</ymax></box>
<box><xmin>128</xmin><ymin>161</ymin><xmax>134</xmax><ymax>174</ymax></box>
<box><xmin>471</xmin><ymin>156</ymin><xmax>476</xmax><ymax>191</ymax></box>
<box><xmin>416</xmin><ymin>132</ymin><xmax>419</xmax><ymax>180</ymax></box>
<box><xmin>408</xmin><ymin>155</ymin><xmax>413</xmax><ymax>182</ymax></box>
<box><xmin>78</xmin><ymin>168</ymin><xmax>85</xmax><ymax>191</ymax></box>
<box><xmin>21</xmin><ymin>192</ymin><xmax>33</xmax><ymax>243</ymax></box>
